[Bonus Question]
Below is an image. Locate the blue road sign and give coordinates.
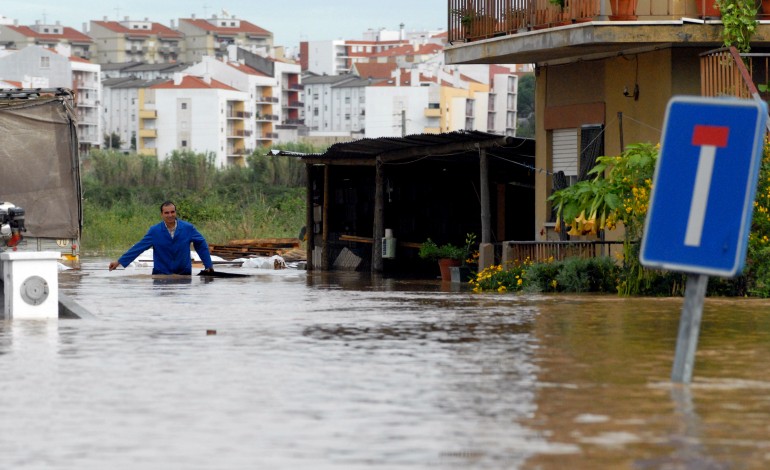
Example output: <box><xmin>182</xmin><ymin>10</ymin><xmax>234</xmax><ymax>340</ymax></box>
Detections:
<box><xmin>640</xmin><ymin>96</ymin><xmax>768</xmax><ymax>277</ymax></box>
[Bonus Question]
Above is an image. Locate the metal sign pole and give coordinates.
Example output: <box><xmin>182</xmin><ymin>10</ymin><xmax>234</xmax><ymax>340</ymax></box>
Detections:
<box><xmin>671</xmin><ymin>273</ymin><xmax>709</xmax><ymax>383</ymax></box>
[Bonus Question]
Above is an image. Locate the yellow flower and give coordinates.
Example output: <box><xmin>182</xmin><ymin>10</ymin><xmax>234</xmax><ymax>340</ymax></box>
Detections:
<box><xmin>498</xmin><ymin>285</ymin><xmax>507</xmax><ymax>293</ymax></box>
<box><xmin>517</xmin><ymin>279</ymin><xmax>523</xmax><ymax>286</ymax></box>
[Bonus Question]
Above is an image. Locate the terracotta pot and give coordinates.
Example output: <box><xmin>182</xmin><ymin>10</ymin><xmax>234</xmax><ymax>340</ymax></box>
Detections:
<box><xmin>437</xmin><ymin>258</ymin><xmax>462</xmax><ymax>282</ymax></box>
<box><xmin>695</xmin><ymin>0</ymin><xmax>720</xmax><ymax>18</ymax></box>
<box><xmin>609</xmin><ymin>0</ymin><xmax>638</xmax><ymax>20</ymax></box>
<box><xmin>761</xmin><ymin>0</ymin><xmax>770</xmax><ymax>15</ymax></box>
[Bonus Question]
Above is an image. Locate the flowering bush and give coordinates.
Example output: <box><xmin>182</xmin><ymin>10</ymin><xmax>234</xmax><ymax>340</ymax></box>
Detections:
<box><xmin>470</xmin><ymin>256</ymin><xmax>618</xmax><ymax>294</ymax></box>
<box><xmin>470</xmin><ymin>258</ymin><xmax>531</xmax><ymax>293</ymax></box>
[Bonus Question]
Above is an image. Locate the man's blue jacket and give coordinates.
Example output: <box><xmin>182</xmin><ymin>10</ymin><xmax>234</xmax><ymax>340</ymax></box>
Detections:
<box><xmin>117</xmin><ymin>219</ymin><xmax>213</xmax><ymax>275</ymax></box>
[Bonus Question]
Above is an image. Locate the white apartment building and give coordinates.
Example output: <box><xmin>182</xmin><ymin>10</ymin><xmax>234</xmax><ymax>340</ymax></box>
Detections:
<box><xmin>145</xmin><ymin>74</ymin><xmax>250</xmax><ymax>167</ymax></box>
<box><xmin>184</xmin><ymin>55</ymin><xmax>277</xmax><ymax>148</ymax></box>
<box><xmin>488</xmin><ymin>70</ymin><xmax>518</xmax><ymax>137</ymax></box>
<box><xmin>102</xmin><ymin>77</ymin><xmax>168</xmax><ymax>152</ymax></box>
<box><xmin>303</xmin><ymin>74</ymin><xmax>368</xmax><ymax>137</ymax></box>
<box><xmin>0</xmin><ymin>45</ymin><xmax>102</xmax><ymax>152</ymax></box>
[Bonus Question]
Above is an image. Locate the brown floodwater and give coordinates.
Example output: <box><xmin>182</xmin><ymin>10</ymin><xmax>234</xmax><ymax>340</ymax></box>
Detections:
<box><xmin>1</xmin><ymin>257</ymin><xmax>769</xmax><ymax>469</ymax></box>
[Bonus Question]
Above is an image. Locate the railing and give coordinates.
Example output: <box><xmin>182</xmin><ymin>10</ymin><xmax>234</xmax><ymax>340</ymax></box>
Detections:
<box><xmin>448</xmin><ymin>0</ymin><xmax>722</xmax><ymax>43</ymax></box>
<box><xmin>700</xmin><ymin>47</ymin><xmax>768</xmax><ymax>101</ymax></box>
<box><xmin>503</xmin><ymin>240</ymin><xmax>624</xmax><ymax>263</ymax></box>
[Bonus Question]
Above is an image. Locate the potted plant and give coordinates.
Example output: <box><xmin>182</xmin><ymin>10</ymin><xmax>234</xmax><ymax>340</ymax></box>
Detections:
<box><xmin>609</xmin><ymin>0</ymin><xmax>638</xmax><ymax>20</ymax></box>
<box><xmin>451</xmin><ymin>4</ymin><xmax>484</xmax><ymax>39</ymax></box>
<box><xmin>419</xmin><ymin>233</ymin><xmax>477</xmax><ymax>281</ymax></box>
<box><xmin>716</xmin><ymin>0</ymin><xmax>758</xmax><ymax>52</ymax></box>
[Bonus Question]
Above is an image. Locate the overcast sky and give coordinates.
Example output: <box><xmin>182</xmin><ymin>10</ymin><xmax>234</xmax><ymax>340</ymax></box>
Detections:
<box><xmin>1</xmin><ymin>0</ymin><xmax>447</xmax><ymax>51</ymax></box>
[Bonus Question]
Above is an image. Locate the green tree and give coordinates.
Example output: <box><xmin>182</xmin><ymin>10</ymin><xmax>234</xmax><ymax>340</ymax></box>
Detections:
<box><xmin>103</xmin><ymin>132</ymin><xmax>123</xmax><ymax>149</ymax></box>
<box><xmin>516</xmin><ymin>73</ymin><xmax>535</xmax><ymax>138</ymax></box>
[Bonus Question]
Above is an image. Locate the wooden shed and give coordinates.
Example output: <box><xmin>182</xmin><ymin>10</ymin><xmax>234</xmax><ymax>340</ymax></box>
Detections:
<box><xmin>300</xmin><ymin>131</ymin><xmax>536</xmax><ymax>276</ymax></box>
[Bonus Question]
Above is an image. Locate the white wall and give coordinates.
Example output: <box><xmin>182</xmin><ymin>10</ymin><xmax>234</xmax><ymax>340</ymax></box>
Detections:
<box><xmin>364</xmin><ymin>86</ymin><xmax>430</xmax><ymax>138</ymax></box>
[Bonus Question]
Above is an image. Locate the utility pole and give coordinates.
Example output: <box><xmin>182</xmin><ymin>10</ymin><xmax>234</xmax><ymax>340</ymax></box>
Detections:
<box><xmin>401</xmin><ymin>109</ymin><xmax>406</xmax><ymax>137</ymax></box>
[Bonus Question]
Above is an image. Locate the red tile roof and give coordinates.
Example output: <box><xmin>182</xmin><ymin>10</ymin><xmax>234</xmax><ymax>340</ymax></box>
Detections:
<box><xmin>369</xmin><ymin>43</ymin><xmax>443</xmax><ymax>58</ymax></box>
<box><xmin>6</xmin><ymin>25</ymin><xmax>93</xmax><ymax>43</ymax></box>
<box><xmin>150</xmin><ymin>75</ymin><xmax>238</xmax><ymax>91</ymax></box>
<box><xmin>352</xmin><ymin>62</ymin><xmax>397</xmax><ymax>80</ymax></box>
<box><xmin>180</xmin><ymin>18</ymin><xmax>270</xmax><ymax>36</ymax></box>
<box><xmin>0</xmin><ymin>80</ymin><xmax>23</xmax><ymax>88</ymax></box>
<box><xmin>91</xmin><ymin>21</ymin><xmax>183</xmax><ymax>39</ymax></box>
<box><xmin>227</xmin><ymin>62</ymin><xmax>268</xmax><ymax>76</ymax></box>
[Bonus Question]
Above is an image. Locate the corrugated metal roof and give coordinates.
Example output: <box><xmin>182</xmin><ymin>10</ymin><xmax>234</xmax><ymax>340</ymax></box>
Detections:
<box><xmin>291</xmin><ymin>131</ymin><xmax>534</xmax><ymax>165</ymax></box>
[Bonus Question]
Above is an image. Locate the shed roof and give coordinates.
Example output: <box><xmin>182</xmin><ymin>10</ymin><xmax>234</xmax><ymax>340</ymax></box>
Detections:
<box><xmin>299</xmin><ymin>131</ymin><xmax>535</xmax><ymax>166</ymax></box>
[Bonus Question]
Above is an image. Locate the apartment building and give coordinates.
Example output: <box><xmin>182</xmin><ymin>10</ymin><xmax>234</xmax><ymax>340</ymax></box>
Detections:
<box><xmin>146</xmin><ymin>74</ymin><xmax>250</xmax><ymax>167</ymax></box>
<box><xmin>0</xmin><ymin>21</ymin><xmax>94</xmax><ymax>60</ymax></box>
<box><xmin>102</xmin><ymin>77</ymin><xmax>168</xmax><ymax>153</ymax></box>
<box><xmin>0</xmin><ymin>45</ymin><xmax>101</xmax><ymax>152</ymax></box>
<box><xmin>178</xmin><ymin>15</ymin><xmax>272</xmax><ymax>63</ymax></box>
<box><xmin>89</xmin><ymin>18</ymin><xmax>183</xmax><ymax>64</ymax></box>
<box><xmin>300</xmin><ymin>25</ymin><xmax>447</xmax><ymax>75</ymax></box>
<box><xmin>303</xmin><ymin>74</ymin><xmax>369</xmax><ymax>137</ymax></box>
<box><xmin>101</xmin><ymin>62</ymin><xmax>189</xmax><ymax>80</ymax></box>
<box><xmin>184</xmin><ymin>55</ymin><xmax>276</xmax><ymax>148</ymax></box>
<box><xmin>487</xmin><ymin>65</ymin><xmax>518</xmax><ymax>137</ymax></box>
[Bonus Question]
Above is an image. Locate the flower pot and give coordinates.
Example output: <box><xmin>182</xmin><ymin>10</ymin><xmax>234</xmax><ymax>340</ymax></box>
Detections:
<box><xmin>438</xmin><ymin>258</ymin><xmax>462</xmax><ymax>282</ymax></box>
<box><xmin>609</xmin><ymin>0</ymin><xmax>638</xmax><ymax>20</ymax></box>
<box><xmin>695</xmin><ymin>0</ymin><xmax>720</xmax><ymax>18</ymax></box>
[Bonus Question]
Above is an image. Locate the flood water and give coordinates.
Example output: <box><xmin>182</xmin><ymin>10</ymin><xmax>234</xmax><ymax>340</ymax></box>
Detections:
<box><xmin>2</xmin><ymin>257</ymin><xmax>770</xmax><ymax>469</ymax></box>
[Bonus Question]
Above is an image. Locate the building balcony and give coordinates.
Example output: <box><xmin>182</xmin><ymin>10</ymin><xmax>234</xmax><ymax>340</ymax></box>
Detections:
<box><xmin>255</xmin><ymin>114</ymin><xmax>279</xmax><ymax>122</ymax></box>
<box><xmin>281</xmin><ymin>119</ymin><xmax>305</xmax><ymax>126</ymax></box>
<box><xmin>139</xmin><ymin>109</ymin><xmax>157</xmax><ymax>119</ymax></box>
<box><xmin>424</xmin><ymin>107</ymin><xmax>441</xmax><ymax>117</ymax></box>
<box><xmin>287</xmin><ymin>100</ymin><xmax>305</xmax><ymax>108</ymax></box>
<box><xmin>138</xmin><ymin>148</ymin><xmax>157</xmax><ymax>157</ymax></box>
<box><xmin>227</xmin><ymin>111</ymin><xmax>252</xmax><ymax>119</ymax></box>
<box><xmin>256</xmin><ymin>96</ymin><xmax>279</xmax><ymax>103</ymax></box>
<box><xmin>445</xmin><ymin>0</ymin><xmax>770</xmax><ymax>65</ymax></box>
<box><xmin>139</xmin><ymin>128</ymin><xmax>157</xmax><ymax>138</ymax></box>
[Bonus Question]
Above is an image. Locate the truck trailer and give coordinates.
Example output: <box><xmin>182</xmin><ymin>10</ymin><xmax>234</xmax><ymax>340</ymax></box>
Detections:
<box><xmin>0</xmin><ymin>88</ymin><xmax>82</xmax><ymax>267</ymax></box>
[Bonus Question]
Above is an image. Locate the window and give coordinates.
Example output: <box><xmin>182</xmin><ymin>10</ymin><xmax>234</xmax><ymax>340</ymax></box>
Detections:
<box><xmin>181</xmin><ymin>140</ymin><xmax>188</xmax><ymax>147</ymax></box>
<box><xmin>40</xmin><ymin>56</ymin><xmax>50</xmax><ymax>68</ymax></box>
<box><xmin>181</xmin><ymin>103</ymin><xmax>187</xmax><ymax>110</ymax></box>
<box><xmin>552</xmin><ymin>128</ymin><xmax>579</xmax><ymax>187</ymax></box>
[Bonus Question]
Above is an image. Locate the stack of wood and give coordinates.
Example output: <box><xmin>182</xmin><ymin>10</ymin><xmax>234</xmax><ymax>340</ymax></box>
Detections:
<box><xmin>209</xmin><ymin>238</ymin><xmax>306</xmax><ymax>262</ymax></box>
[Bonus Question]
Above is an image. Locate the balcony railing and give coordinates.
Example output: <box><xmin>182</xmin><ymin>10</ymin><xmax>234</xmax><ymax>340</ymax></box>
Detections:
<box><xmin>448</xmin><ymin>0</ymin><xmax>726</xmax><ymax>43</ymax></box>
<box><xmin>700</xmin><ymin>47</ymin><xmax>770</xmax><ymax>102</ymax></box>
<box><xmin>503</xmin><ymin>240</ymin><xmax>623</xmax><ymax>263</ymax></box>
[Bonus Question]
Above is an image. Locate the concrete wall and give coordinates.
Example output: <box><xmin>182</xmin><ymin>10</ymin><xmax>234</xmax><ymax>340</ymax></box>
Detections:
<box><xmin>534</xmin><ymin>47</ymin><xmax>704</xmax><ymax>240</ymax></box>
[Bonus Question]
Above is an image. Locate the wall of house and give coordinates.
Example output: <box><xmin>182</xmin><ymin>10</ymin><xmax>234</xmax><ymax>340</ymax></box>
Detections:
<box><xmin>534</xmin><ymin>47</ymin><xmax>704</xmax><ymax>241</ymax></box>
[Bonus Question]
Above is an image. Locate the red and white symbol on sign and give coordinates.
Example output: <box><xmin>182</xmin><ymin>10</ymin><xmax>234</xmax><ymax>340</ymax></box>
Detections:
<box><xmin>685</xmin><ymin>125</ymin><xmax>730</xmax><ymax>247</ymax></box>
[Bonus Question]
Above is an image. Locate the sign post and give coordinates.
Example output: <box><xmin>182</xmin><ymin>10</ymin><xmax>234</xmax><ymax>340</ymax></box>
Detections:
<box><xmin>640</xmin><ymin>96</ymin><xmax>767</xmax><ymax>383</ymax></box>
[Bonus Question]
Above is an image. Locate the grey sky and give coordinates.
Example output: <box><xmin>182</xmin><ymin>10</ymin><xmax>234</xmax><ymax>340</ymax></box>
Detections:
<box><xmin>1</xmin><ymin>1</ymin><xmax>447</xmax><ymax>51</ymax></box>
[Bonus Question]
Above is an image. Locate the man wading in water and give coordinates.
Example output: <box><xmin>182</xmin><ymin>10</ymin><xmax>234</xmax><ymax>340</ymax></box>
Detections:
<box><xmin>108</xmin><ymin>201</ymin><xmax>215</xmax><ymax>275</ymax></box>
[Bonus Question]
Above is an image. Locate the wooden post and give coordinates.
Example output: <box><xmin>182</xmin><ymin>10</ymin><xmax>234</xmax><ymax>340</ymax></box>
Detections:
<box><xmin>478</xmin><ymin>148</ymin><xmax>494</xmax><ymax>270</ymax></box>
<box><xmin>305</xmin><ymin>163</ymin><xmax>313</xmax><ymax>271</ymax></box>
<box><xmin>480</xmin><ymin>148</ymin><xmax>491</xmax><ymax>243</ymax></box>
<box><xmin>322</xmin><ymin>165</ymin><xmax>330</xmax><ymax>270</ymax></box>
<box><xmin>671</xmin><ymin>273</ymin><xmax>709</xmax><ymax>383</ymax></box>
<box><xmin>372</xmin><ymin>157</ymin><xmax>385</xmax><ymax>273</ymax></box>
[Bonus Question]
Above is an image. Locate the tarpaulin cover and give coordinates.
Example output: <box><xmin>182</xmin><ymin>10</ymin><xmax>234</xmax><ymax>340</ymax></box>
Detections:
<box><xmin>0</xmin><ymin>97</ymin><xmax>81</xmax><ymax>238</ymax></box>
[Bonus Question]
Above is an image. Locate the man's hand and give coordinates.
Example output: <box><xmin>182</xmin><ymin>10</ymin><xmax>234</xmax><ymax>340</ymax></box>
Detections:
<box><xmin>108</xmin><ymin>261</ymin><xmax>121</xmax><ymax>271</ymax></box>
<box><xmin>201</xmin><ymin>267</ymin><xmax>215</xmax><ymax>275</ymax></box>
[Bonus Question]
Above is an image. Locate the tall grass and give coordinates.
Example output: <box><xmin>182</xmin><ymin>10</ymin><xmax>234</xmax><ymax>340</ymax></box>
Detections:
<box><xmin>80</xmin><ymin>147</ymin><xmax>315</xmax><ymax>255</ymax></box>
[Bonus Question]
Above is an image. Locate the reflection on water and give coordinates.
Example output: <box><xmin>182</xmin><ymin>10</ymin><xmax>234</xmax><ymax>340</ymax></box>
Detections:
<box><xmin>1</xmin><ymin>259</ymin><xmax>770</xmax><ymax>468</ymax></box>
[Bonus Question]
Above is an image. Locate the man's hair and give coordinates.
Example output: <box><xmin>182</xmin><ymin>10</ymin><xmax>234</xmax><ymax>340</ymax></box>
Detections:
<box><xmin>160</xmin><ymin>201</ymin><xmax>176</xmax><ymax>213</ymax></box>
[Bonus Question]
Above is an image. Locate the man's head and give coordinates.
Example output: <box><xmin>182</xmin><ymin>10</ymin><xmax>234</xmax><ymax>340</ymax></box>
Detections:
<box><xmin>160</xmin><ymin>201</ymin><xmax>177</xmax><ymax>226</ymax></box>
